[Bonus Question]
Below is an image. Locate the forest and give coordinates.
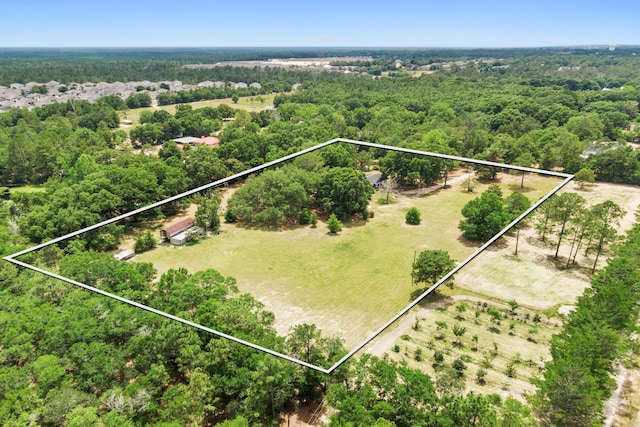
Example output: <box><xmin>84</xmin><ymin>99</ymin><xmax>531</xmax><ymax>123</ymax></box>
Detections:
<box><xmin>1</xmin><ymin>47</ymin><xmax>640</xmax><ymax>426</ymax></box>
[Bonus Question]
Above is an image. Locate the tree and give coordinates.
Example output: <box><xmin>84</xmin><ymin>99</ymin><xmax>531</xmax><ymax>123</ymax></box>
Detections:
<box><xmin>588</xmin><ymin>200</ymin><xmax>625</xmax><ymax>273</ymax></box>
<box><xmin>380</xmin><ymin>137</ymin><xmax>454</xmax><ymax>187</ymax></box>
<box><xmin>574</xmin><ymin>168</ymin><xmax>596</xmax><ymax>188</ymax></box>
<box><xmin>411</xmin><ymin>249</ymin><xmax>456</xmax><ymax>287</ymax></box>
<box><xmin>317</xmin><ymin>167</ymin><xmax>374</xmax><ymax>220</ymax></box>
<box><xmin>231</xmin><ymin>94</ymin><xmax>239</xmax><ymax>104</ymax></box>
<box><xmin>504</xmin><ymin>191</ymin><xmax>531</xmax><ymax>255</ymax></box>
<box><xmin>134</xmin><ymin>230</ymin><xmax>157</xmax><ymax>253</ymax></box>
<box><xmin>550</xmin><ymin>192</ymin><xmax>586</xmax><ymax>259</ymax></box>
<box><xmin>194</xmin><ymin>191</ymin><xmax>222</xmax><ymax>233</ymax></box>
<box><xmin>405</xmin><ymin>207</ymin><xmax>421</xmax><ymax>225</ymax></box>
<box><xmin>327</xmin><ymin>214</ymin><xmax>343</xmax><ymax>234</ymax></box>
<box><xmin>459</xmin><ymin>191</ymin><xmax>511</xmax><ymax>241</ymax></box>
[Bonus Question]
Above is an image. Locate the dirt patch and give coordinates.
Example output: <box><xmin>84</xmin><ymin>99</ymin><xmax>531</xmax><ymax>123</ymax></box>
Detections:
<box><xmin>455</xmin><ymin>176</ymin><xmax>640</xmax><ymax>311</ymax></box>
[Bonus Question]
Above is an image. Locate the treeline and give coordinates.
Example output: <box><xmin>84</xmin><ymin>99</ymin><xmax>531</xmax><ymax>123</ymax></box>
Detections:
<box><xmin>325</xmin><ymin>354</ymin><xmax>537</xmax><ymax>426</ymax></box>
<box><xmin>532</xmin><ymin>217</ymin><xmax>640</xmax><ymax>425</ymax></box>
<box><xmin>2</xmin><ymin>46</ymin><xmax>639</xmax><ymax>85</ymax></box>
<box><xmin>155</xmin><ymin>80</ymin><xmax>292</xmax><ymax>106</ymax></box>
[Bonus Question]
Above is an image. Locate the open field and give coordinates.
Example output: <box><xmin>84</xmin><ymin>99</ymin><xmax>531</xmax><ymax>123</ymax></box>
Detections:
<box><xmin>136</xmin><ymin>172</ymin><xmax>561</xmax><ymax>348</ymax></box>
<box><xmin>121</xmin><ymin>94</ymin><xmax>277</xmax><ymax>128</ymax></box>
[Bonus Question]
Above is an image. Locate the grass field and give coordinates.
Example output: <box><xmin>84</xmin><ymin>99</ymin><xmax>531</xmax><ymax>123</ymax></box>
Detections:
<box><xmin>121</xmin><ymin>94</ymin><xmax>277</xmax><ymax>128</ymax></box>
<box><xmin>136</xmin><ymin>172</ymin><xmax>561</xmax><ymax>347</ymax></box>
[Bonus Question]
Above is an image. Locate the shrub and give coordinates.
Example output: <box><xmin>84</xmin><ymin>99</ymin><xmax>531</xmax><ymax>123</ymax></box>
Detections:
<box><xmin>298</xmin><ymin>208</ymin><xmax>311</xmax><ymax>225</ymax></box>
<box><xmin>405</xmin><ymin>207</ymin><xmax>421</xmax><ymax>225</ymax></box>
<box><xmin>327</xmin><ymin>214</ymin><xmax>343</xmax><ymax>234</ymax></box>
<box><xmin>477</xmin><ymin>368</ymin><xmax>488</xmax><ymax>384</ymax></box>
<box><xmin>224</xmin><ymin>209</ymin><xmax>236</xmax><ymax>223</ymax></box>
<box><xmin>452</xmin><ymin>358</ymin><xmax>467</xmax><ymax>376</ymax></box>
<box><xmin>309</xmin><ymin>212</ymin><xmax>318</xmax><ymax>227</ymax></box>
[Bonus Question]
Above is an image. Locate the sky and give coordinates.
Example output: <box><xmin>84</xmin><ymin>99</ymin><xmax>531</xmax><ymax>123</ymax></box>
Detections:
<box><xmin>1</xmin><ymin>0</ymin><xmax>638</xmax><ymax>48</ymax></box>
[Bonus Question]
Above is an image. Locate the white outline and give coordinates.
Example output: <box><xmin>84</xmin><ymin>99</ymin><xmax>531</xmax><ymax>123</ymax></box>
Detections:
<box><xmin>4</xmin><ymin>138</ymin><xmax>573</xmax><ymax>373</ymax></box>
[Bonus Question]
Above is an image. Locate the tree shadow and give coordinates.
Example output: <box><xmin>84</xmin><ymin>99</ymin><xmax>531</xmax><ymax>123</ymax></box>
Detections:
<box><xmin>456</xmin><ymin>235</ymin><xmax>483</xmax><ymax>248</ymax></box>
<box><xmin>409</xmin><ymin>287</ymin><xmax>453</xmax><ymax>306</ymax></box>
<box><xmin>342</xmin><ymin>217</ymin><xmax>369</xmax><ymax>229</ymax></box>
<box><xmin>506</xmin><ymin>183</ymin><xmax>536</xmax><ymax>193</ymax></box>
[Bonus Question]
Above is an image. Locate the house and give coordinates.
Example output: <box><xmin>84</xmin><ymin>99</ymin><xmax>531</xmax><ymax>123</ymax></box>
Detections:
<box><xmin>161</xmin><ymin>217</ymin><xmax>195</xmax><ymax>242</ymax></box>
<box><xmin>172</xmin><ymin>136</ymin><xmax>220</xmax><ymax>149</ymax></box>
<box><xmin>199</xmin><ymin>136</ymin><xmax>220</xmax><ymax>147</ymax></box>
<box><xmin>172</xmin><ymin>136</ymin><xmax>202</xmax><ymax>146</ymax></box>
<box><xmin>114</xmin><ymin>249</ymin><xmax>135</xmax><ymax>261</ymax></box>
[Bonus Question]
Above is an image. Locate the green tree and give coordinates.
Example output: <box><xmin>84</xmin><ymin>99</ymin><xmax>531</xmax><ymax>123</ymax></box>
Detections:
<box><xmin>588</xmin><ymin>200</ymin><xmax>625</xmax><ymax>273</ymax></box>
<box><xmin>550</xmin><ymin>192</ymin><xmax>587</xmax><ymax>259</ymax></box>
<box><xmin>574</xmin><ymin>168</ymin><xmax>596</xmax><ymax>188</ymax></box>
<box><xmin>317</xmin><ymin>167</ymin><xmax>374</xmax><ymax>220</ymax></box>
<box><xmin>327</xmin><ymin>214</ymin><xmax>343</xmax><ymax>234</ymax></box>
<box><xmin>194</xmin><ymin>191</ymin><xmax>222</xmax><ymax>233</ymax></box>
<box><xmin>459</xmin><ymin>191</ymin><xmax>511</xmax><ymax>241</ymax></box>
<box><xmin>411</xmin><ymin>249</ymin><xmax>456</xmax><ymax>287</ymax></box>
<box><xmin>134</xmin><ymin>230</ymin><xmax>157</xmax><ymax>253</ymax></box>
<box><xmin>405</xmin><ymin>207</ymin><xmax>421</xmax><ymax>225</ymax></box>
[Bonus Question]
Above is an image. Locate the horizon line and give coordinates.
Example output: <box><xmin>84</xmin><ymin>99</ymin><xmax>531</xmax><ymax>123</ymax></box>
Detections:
<box><xmin>0</xmin><ymin>44</ymin><xmax>635</xmax><ymax>50</ymax></box>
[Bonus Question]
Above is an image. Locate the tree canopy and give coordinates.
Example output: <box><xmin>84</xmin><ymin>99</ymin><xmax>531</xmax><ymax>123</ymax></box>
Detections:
<box><xmin>459</xmin><ymin>191</ymin><xmax>511</xmax><ymax>241</ymax></box>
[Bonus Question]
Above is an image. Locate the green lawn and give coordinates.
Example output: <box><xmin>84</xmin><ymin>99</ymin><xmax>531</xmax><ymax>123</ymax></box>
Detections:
<box><xmin>9</xmin><ymin>185</ymin><xmax>47</xmax><ymax>194</ymax></box>
<box><xmin>122</xmin><ymin>94</ymin><xmax>277</xmax><ymax>127</ymax></box>
<box><xmin>136</xmin><ymin>173</ymin><xmax>561</xmax><ymax>346</ymax></box>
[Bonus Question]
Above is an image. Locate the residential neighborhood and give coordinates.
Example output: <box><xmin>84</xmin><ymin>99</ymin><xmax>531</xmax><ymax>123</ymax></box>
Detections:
<box><xmin>0</xmin><ymin>79</ymin><xmax>260</xmax><ymax>110</ymax></box>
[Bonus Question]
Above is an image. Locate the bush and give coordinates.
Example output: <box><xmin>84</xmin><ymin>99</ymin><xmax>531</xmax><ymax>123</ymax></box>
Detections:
<box><xmin>224</xmin><ymin>209</ymin><xmax>237</xmax><ymax>223</ymax></box>
<box><xmin>405</xmin><ymin>207</ymin><xmax>421</xmax><ymax>225</ymax></box>
<box><xmin>452</xmin><ymin>358</ymin><xmax>467</xmax><ymax>376</ymax></box>
<box><xmin>298</xmin><ymin>208</ymin><xmax>311</xmax><ymax>225</ymax></box>
<box><xmin>134</xmin><ymin>231</ymin><xmax>157</xmax><ymax>253</ymax></box>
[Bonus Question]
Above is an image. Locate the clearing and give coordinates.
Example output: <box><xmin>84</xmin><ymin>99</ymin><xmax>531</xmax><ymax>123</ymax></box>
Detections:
<box><xmin>136</xmin><ymin>172</ymin><xmax>561</xmax><ymax>348</ymax></box>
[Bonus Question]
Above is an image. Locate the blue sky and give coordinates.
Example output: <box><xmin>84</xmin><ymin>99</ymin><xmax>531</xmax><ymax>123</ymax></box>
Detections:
<box><xmin>1</xmin><ymin>0</ymin><xmax>637</xmax><ymax>48</ymax></box>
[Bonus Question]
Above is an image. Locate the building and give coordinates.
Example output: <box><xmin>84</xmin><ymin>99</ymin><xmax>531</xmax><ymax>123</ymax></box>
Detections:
<box><xmin>172</xmin><ymin>136</ymin><xmax>220</xmax><ymax>149</ymax></box>
<box><xmin>161</xmin><ymin>217</ymin><xmax>195</xmax><ymax>241</ymax></box>
<box><xmin>168</xmin><ymin>226</ymin><xmax>204</xmax><ymax>246</ymax></box>
<box><xmin>114</xmin><ymin>249</ymin><xmax>135</xmax><ymax>261</ymax></box>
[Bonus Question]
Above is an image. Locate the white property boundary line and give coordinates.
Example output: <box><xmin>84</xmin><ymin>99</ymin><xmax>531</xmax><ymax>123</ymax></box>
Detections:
<box><xmin>4</xmin><ymin>138</ymin><xmax>573</xmax><ymax>374</ymax></box>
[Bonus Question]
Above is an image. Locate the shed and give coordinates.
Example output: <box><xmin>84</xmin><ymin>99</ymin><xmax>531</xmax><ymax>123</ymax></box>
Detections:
<box><xmin>161</xmin><ymin>217</ymin><xmax>195</xmax><ymax>240</ymax></box>
<box><xmin>114</xmin><ymin>249</ymin><xmax>135</xmax><ymax>261</ymax></box>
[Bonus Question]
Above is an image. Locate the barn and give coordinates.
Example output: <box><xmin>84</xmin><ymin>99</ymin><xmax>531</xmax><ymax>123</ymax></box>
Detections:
<box><xmin>161</xmin><ymin>218</ymin><xmax>195</xmax><ymax>241</ymax></box>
